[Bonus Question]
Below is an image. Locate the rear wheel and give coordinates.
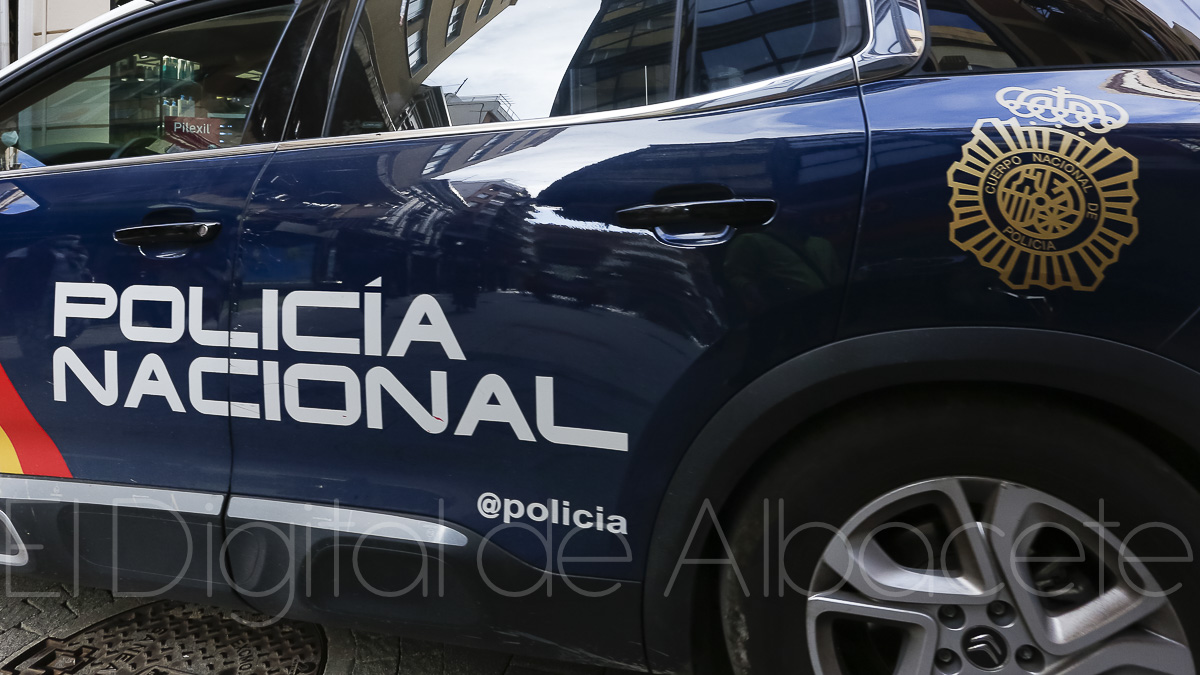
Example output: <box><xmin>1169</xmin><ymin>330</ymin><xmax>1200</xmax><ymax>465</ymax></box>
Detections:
<box><xmin>719</xmin><ymin>390</ymin><xmax>1200</xmax><ymax>675</ymax></box>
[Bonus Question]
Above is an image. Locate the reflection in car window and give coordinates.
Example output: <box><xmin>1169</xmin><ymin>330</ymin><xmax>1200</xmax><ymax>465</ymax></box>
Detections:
<box><xmin>920</xmin><ymin>0</ymin><xmax>1200</xmax><ymax>73</ymax></box>
<box><xmin>327</xmin><ymin>0</ymin><xmax>850</xmax><ymax>136</ymax></box>
<box><xmin>687</xmin><ymin>0</ymin><xmax>853</xmax><ymax>95</ymax></box>
<box><xmin>0</xmin><ymin>5</ymin><xmax>294</xmax><ymax>169</ymax></box>
<box><xmin>551</xmin><ymin>0</ymin><xmax>678</xmax><ymax>115</ymax></box>
<box><xmin>329</xmin><ymin>0</ymin><xmax>669</xmax><ymax>135</ymax></box>
<box><xmin>446</xmin><ymin>3</ymin><xmax>467</xmax><ymax>41</ymax></box>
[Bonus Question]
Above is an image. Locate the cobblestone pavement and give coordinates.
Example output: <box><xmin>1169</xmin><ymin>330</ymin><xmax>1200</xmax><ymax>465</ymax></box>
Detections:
<box><xmin>0</xmin><ymin>576</ymin><xmax>637</xmax><ymax>675</ymax></box>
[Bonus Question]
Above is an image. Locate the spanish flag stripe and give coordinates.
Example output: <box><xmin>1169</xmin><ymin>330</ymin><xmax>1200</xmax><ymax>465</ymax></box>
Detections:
<box><xmin>0</xmin><ymin>363</ymin><xmax>71</xmax><ymax>478</ymax></box>
<box><xmin>0</xmin><ymin>425</ymin><xmax>22</xmax><ymax>475</ymax></box>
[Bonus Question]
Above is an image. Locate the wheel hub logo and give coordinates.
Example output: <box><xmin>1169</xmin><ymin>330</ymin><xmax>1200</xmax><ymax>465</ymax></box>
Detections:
<box><xmin>963</xmin><ymin>627</ymin><xmax>1008</xmax><ymax>670</ymax></box>
<box><xmin>948</xmin><ymin>86</ymin><xmax>1139</xmax><ymax>291</ymax></box>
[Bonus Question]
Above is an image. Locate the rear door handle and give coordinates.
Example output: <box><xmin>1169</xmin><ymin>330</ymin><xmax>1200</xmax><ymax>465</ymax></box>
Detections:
<box><xmin>113</xmin><ymin>222</ymin><xmax>222</xmax><ymax>246</ymax></box>
<box><xmin>616</xmin><ymin>199</ymin><xmax>777</xmax><ymax>246</ymax></box>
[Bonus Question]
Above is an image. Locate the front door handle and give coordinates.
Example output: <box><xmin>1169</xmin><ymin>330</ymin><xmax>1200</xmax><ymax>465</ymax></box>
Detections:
<box><xmin>616</xmin><ymin>199</ymin><xmax>777</xmax><ymax>246</ymax></box>
<box><xmin>113</xmin><ymin>222</ymin><xmax>222</xmax><ymax>246</ymax></box>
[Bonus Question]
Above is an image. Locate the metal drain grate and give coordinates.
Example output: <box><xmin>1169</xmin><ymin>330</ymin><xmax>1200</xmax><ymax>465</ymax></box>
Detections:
<box><xmin>0</xmin><ymin>601</ymin><xmax>325</xmax><ymax>675</ymax></box>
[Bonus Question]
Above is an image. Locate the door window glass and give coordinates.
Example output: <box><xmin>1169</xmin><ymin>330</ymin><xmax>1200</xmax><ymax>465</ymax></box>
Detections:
<box><xmin>0</xmin><ymin>5</ymin><xmax>294</xmax><ymax>169</ymax></box>
<box><xmin>685</xmin><ymin>0</ymin><xmax>854</xmax><ymax>95</ymax></box>
<box><xmin>327</xmin><ymin>0</ymin><xmax>850</xmax><ymax>136</ymax></box>
<box><xmin>920</xmin><ymin>0</ymin><xmax>1200</xmax><ymax>73</ymax></box>
<box><xmin>550</xmin><ymin>0</ymin><xmax>678</xmax><ymax>115</ymax></box>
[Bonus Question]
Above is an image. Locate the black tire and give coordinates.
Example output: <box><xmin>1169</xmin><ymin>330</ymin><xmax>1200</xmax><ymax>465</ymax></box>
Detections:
<box><xmin>719</xmin><ymin>387</ymin><xmax>1200</xmax><ymax>674</ymax></box>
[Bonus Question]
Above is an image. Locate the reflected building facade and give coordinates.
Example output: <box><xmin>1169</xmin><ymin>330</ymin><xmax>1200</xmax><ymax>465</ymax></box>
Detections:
<box><xmin>1107</xmin><ymin>68</ymin><xmax>1200</xmax><ymax>102</ymax></box>
<box><xmin>921</xmin><ymin>0</ymin><xmax>1200</xmax><ymax>71</ymax></box>
<box><xmin>445</xmin><ymin>93</ymin><xmax>517</xmax><ymax>126</ymax></box>
<box><xmin>330</xmin><ymin>0</ymin><xmax>515</xmax><ymax>133</ymax></box>
<box><xmin>547</xmin><ymin>0</ymin><xmax>850</xmax><ymax>114</ymax></box>
<box><xmin>683</xmin><ymin>0</ymin><xmax>850</xmax><ymax>96</ymax></box>
<box><xmin>551</xmin><ymin>0</ymin><xmax>677</xmax><ymax>116</ymax></box>
<box><xmin>243</xmin><ymin>126</ymin><xmax>564</xmax><ymax>302</ymax></box>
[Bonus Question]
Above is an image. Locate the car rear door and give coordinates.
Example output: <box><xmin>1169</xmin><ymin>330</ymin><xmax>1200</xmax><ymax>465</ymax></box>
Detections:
<box><xmin>221</xmin><ymin>0</ymin><xmax>872</xmax><ymax>663</ymax></box>
<box><xmin>847</xmin><ymin>0</ymin><xmax>1200</xmax><ymax>356</ymax></box>
<box><xmin>0</xmin><ymin>0</ymin><xmax>317</xmax><ymax>600</ymax></box>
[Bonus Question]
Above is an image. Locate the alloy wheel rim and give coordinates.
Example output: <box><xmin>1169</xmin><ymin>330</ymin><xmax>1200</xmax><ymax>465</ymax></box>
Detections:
<box><xmin>806</xmin><ymin>477</ymin><xmax>1194</xmax><ymax>675</ymax></box>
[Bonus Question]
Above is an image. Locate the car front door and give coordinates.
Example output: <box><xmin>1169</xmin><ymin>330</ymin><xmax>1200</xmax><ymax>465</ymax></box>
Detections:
<box><xmin>0</xmin><ymin>0</ymin><xmax>309</xmax><ymax>599</ymax></box>
<box><xmin>223</xmin><ymin>0</ymin><xmax>870</xmax><ymax>664</ymax></box>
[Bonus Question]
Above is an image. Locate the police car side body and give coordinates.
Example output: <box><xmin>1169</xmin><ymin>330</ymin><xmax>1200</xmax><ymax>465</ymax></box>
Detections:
<box><xmin>0</xmin><ymin>0</ymin><xmax>1197</xmax><ymax>672</ymax></box>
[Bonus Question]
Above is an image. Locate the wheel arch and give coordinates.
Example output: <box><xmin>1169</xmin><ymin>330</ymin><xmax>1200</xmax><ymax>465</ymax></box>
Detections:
<box><xmin>642</xmin><ymin>326</ymin><xmax>1200</xmax><ymax>674</ymax></box>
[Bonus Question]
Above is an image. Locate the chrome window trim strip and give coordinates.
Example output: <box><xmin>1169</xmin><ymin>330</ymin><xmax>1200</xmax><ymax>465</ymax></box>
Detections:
<box><xmin>227</xmin><ymin>496</ymin><xmax>470</xmax><ymax>548</ymax></box>
<box><xmin>0</xmin><ymin>476</ymin><xmax>224</xmax><ymax>515</ymax></box>
<box><xmin>0</xmin><ymin>144</ymin><xmax>279</xmax><ymax>179</ymax></box>
<box><xmin>0</xmin><ymin>0</ymin><xmax>926</xmax><ymax>176</ymax></box>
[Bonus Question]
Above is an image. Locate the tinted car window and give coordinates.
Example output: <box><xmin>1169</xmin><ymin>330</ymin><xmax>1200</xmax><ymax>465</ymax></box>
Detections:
<box><xmin>686</xmin><ymin>0</ymin><xmax>853</xmax><ymax>95</ymax></box>
<box><xmin>327</xmin><ymin>0</ymin><xmax>851</xmax><ymax>136</ymax></box>
<box><xmin>0</xmin><ymin>5</ymin><xmax>294</xmax><ymax>169</ymax></box>
<box><xmin>921</xmin><ymin>0</ymin><xmax>1200</xmax><ymax>73</ymax></box>
<box><xmin>551</xmin><ymin>0</ymin><xmax>678</xmax><ymax>116</ymax></box>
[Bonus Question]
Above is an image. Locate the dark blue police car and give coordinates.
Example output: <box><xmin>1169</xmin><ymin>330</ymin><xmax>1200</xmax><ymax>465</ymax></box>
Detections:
<box><xmin>0</xmin><ymin>0</ymin><xmax>1196</xmax><ymax>672</ymax></box>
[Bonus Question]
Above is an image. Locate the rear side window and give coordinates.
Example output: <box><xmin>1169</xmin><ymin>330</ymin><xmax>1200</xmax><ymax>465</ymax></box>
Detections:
<box><xmin>326</xmin><ymin>0</ymin><xmax>855</xmax><ymax>136</ymax></box>
<box><xmin>550</xmin><ymin>0</ymin><xmax>679</xmax><ymax>116</ymax></box>
<box><xmin>920</xmin><ymin>0</ymin><xmax>1200</xmax><ymax>73</ymax></box>
<box><xmin>684</xmin><ymin>0</ymin><xmax>854</xmax><ymax>96</ymax></box>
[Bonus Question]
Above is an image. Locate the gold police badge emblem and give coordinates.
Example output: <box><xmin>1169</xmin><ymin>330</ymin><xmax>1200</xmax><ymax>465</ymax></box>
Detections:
<box><xmin>947</xmin><ymin>86</ymin><xmax>1139</xmax><ymax>291</ymax></box>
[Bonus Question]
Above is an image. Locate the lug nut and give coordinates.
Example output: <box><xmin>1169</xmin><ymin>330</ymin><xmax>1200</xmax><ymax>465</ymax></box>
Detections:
<box><xmin>987</xmin><ymin>600</ymin><xmax>1016</xmax><ymax>626</ymax></box>
<box><xmin>1015</xmin><ymin>644</ymin><xmax>1045</xmax><ymax>672</ymax></box>
<box><xmin>935</xmin><ymin>648</ymin><xmax>962</xmax><ymax>674</ymax></box>
<box><xmin>938</xmin><ymin>605</ymin><xmax>965</xmax><ymax>628</ymax></box>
